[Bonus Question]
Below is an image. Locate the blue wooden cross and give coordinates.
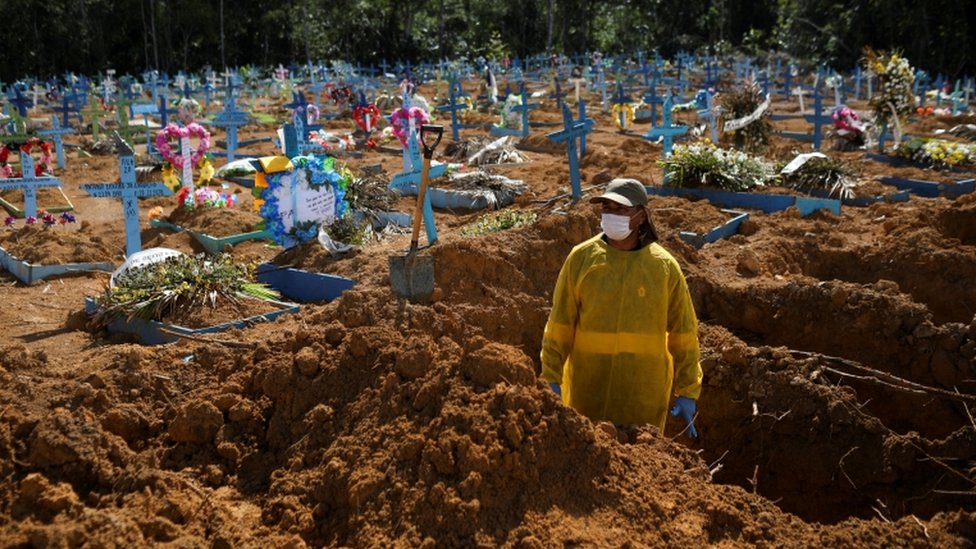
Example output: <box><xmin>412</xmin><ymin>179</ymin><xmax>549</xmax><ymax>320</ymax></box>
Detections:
<box><xmin>131</xmin><ymin>102</ymin><xmax>159</xmax><ymax>156</ymax></box>
<box><xmin>549</xmin><ymin>78</ymin><xmax>567</xmax><ymax>110</ymax></box>
<box><xmin>577</xmin><ymin>100</ymin><xmax>594</xmax><ymax>157</ymax></box>
<box><xmin>696</xmin><ymin>90</ymin><xmax>721</xmax><ymax>144</ymax></box>
<box><xmin>805</xmin><ymin>87</ymin><xmax>832</xmax><ymax>150</ymax></box>
<box><xmin>211</xmin><ymin>89</ymin><xmax>250</xmax><ymax>161</ymax></box>
<box><xmin>490</xmin><ymin>81</ymin><xmax>538</xmax><ymax>138</ymax></box>
<box><xmin>389</xmin><ymin>129</ymin><xmax>448</xmax><ymax>245</ymax></box>
<box><xmin>436</xmin><ymin>80</ymin><xmax>469</xmax><ymax>142</ymax></box>
<box><xmin>54</xmin><ymin>94</ymin><xmax>81</xmax><ymax>128</ymax></box>
<box><xmin>643</xmin><ymin>87</ymin><xmax>664</xmax><ymax>128</ymax></box>
<box><xmin>612</xmin><ymin>82</ymin><xmax>633</xmax><ymax>131</ymax></box>
<box><xmin>0</xmin><ymin>153</ymin><xmax>64</xmax><ymax>218</ymax></box>
<box><xmin>6</xmin><ymin>88</ymin><xmax>31</xmax><ymax>117</ymax></box>
<box><xmin>37</xmin><ymin>116</ymin><xmax>75</xmax><ymax>170</ymax></box>
<box><xmin>81</xmin><ymin>133</ymin><xmax>172</xmax><ymax>257</ymax></box>
<box><xmin>157</xmin><ymin>94</ymin><xmax>174</xmax><ymax>128</ymax></box>
<box><xmin>547</xmin><ymin>103</ymin><xmax>594</xmax><ymax>201</ymax></box>
<box><xmin>643</xmin><ymin>92</ymin><xmax>688</xmax><ymax>157</ymax></box>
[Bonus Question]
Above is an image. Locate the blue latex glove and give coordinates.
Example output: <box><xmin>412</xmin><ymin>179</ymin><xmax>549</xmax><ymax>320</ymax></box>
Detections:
<box><xmin>549</xmin><ymin>382</ymin><xmax>561</xmax><ymax>397</ymax></box>
<box><xmin>670</xmin><ymin>396</ymin><xmax>699</xmax><ymax>440</ymax></box>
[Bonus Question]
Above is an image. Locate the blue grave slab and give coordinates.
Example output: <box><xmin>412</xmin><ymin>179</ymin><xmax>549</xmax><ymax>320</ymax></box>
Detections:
<box><xmin>678</xmin><ymin>210</ymin><xmax>750</xmax><ymax>249</ymax></box>
<box><xmin>255</xmin><ymin>263</ymin><xmax>356</xmax><ymax>303</ymax></box>
<box><xmin>83</xmin><ymin>296</ymin><xmax>299</xmax><ymax>345</ymax></box>
<box><xmin>647</xmin><ymin>186</ymin><xmax>840</xmax><ymax>216</ymax></box>
<box><xmin>0</xmin><ymin>245</ymin><xmax>114</xmax><ymax>285</ymax></box>
<box><xmin>878</xmin><ymin>176</ymin><xmax>975</xmax><ymax>199</ymax></box>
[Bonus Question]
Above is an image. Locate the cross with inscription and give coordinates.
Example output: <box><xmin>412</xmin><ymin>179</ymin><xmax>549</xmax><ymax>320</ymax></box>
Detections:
<box><xmin>81</xmin><ymin>133</ymin><xmax>173</xmax><ymax>257</ymax></box>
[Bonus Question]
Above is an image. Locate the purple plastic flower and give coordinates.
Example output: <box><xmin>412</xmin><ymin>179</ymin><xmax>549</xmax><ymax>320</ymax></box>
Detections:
<box><xmin>3</xmin><ymin>216</ymin><xmax>14</xmax><ymax>227</ymax></box>
<box><xmin>59</xmin><ymin>212</ymin><xmax>76</xmax><ymax>224</ymax></box>
<box><xmin>25</xmin><ymin>215</ymin><xmax>37</xmax><ymax>225</ymax></box>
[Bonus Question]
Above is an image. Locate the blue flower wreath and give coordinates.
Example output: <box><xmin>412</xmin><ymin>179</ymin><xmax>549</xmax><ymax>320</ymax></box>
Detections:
<box><xmin>259</xmin><ymin>154</ymin><xmax>351</xmax><ymax>247</ymax></box>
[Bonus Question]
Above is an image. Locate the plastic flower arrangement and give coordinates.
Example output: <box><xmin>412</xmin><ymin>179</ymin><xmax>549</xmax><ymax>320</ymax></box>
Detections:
<box><xmin>176</xmin><ymin>185</ymin><xmax>238</xmax><ymax>209</ymax></box>
<box><xmin>895</xmin><ymin>138</ymin><xmax>976</xmax><ymax>169</ymax></box>
<box><xmin>720</xmin><ymin>79</ymin><xmax>772</xmax><ymax>152</ymax></box>
<box><xmin>862</xmin><ymin>48</ymin><xmax>916</xmax><ymax>141</ymax></box>
<box><xmin>5</xmin><ymin>209</ymin><xmax>79</xmax><ymax>230</ymax></box>
<box><xmin>155</xmin><ymin>122</ymin><xmax>214</xmax><ymax>190</ymax></box>
<box><xmin>659</xmin><ymin>141</ymin><xmax>774</xmax><ymax>192</ymax></box>
<box><xmin>0</xmin><ymin>138</ymin><xmax>55</xmax><ymax>177</ymax></box>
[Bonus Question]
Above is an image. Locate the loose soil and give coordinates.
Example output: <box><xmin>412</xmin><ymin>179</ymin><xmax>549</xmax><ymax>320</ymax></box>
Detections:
<box><xmin>1</xmin><ymin>77</ymin><xmax>975</xmax><ymax>547</ymax></box>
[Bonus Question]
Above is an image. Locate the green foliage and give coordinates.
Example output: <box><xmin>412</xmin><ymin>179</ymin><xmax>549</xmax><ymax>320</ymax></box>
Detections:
<box><xmin>0</xmin><ymin>0</ymin><xmax>971</xmax><ymax>80</ymax></box>
<box><xmin>324</xmin><ymin>215</ymin><xmax>371</xmax><ymax>246</ymax></box>
<box><xmin>90</xmin><ymin>253</ymin><xmax>279</xmax><ymax>328</ymax></box>
<box><xmin>776</xmin><ymin>155</ymin><xmax>859</xmax><ymax>199</ymax></box>
<box><xmin>659</xmin><ymin>142</ymin><xmax>774</xmax><ymax>192</ymax></box>
<box><xmin>461</xmin><ymin>208</ymin><xmax>537</xmax><ymax>236</ymax></box>
<box><xmin>720</xmin><ymin>79</ymin><xmax>773</xmax><ymax>152</ymax></box>
<box><xmin>895</xmin><ymin>138</ymin><xmax>976</xmax><ymax>169</ymax></box>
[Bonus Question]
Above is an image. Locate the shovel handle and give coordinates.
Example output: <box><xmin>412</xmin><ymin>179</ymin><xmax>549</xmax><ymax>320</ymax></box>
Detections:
<box><xmin>420</xmin><ymin>124</ymin><xmax>443</xmax><ymax>159</ymax></box>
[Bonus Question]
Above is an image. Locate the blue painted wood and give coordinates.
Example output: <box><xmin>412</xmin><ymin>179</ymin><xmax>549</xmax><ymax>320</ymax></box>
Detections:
<box><xmin>81</xmin><ymin>135</ymin><xmax>173</xmax><ymax>257</ymax></box>
<box><xmin>6</xmin><ymin>87</ymin><xmax>31</xmax><ymax>117</ymax></box>
<box><xmin>805</xmin><ymin>87</ymin><xmax>832</xmax><ymax>150</ymax></box>
<box><xmin>0</xmin><ymin>154</ymin><xmax>64</xmax><ymax>218</ymax></box>
<box><xmin>647</xmin><ymin>185</ymin><xmax>840</xmax><ymax>216</ymax></box>
<box><xmin>678</xmin><ymin>210</ymin><xmax>749</xmax><ymax>248</ymax></box>
<box><xmin>696</xmin><ymin>91</ymin><xmax>721</xmax><ymax>144</ymax></box>
<box><xmin>83</xmin><ymin>296</ymin><xmax>299</xmax><ymax>345</ymax></box>
<box><xmin>211</xmin><ymin>89</ymin><xmax>250</xmax><ymax>162</ymax></box>
<box><xmin>389</xmin><ymin>130</ymin><xmax>448</xmax><ymax>245</ymax></box>
<box><xmin>436</xmin><ymin>80</ymin><xmax>469</xmax><ymax>142</ymax></box>
<box><xmin>643</xmin><ymin>92</ymin><xmax>688</xmax><ymax>157</ymax></box>
<box><xmin>879</xmin><ymin>176</ymin><xmax>976</xmax><ymax>198</ymax></box>
<box><xmin>255</xmin><ymin>263</ymin><xmax>355</xmax><ymax>303</ymax></box>
<box><xmin>0</xmin><ymin>245</ymin><xmax>113</xmax><ymax>285</ymax></box>
<box><xmin>546</xmin><ymin>104</ymin><xmax>594</xmax><ymax>201</ymax></box>
<box><xmin>37</xmin><ymin>115</ymin><xmax>75</xmax><ymax>169</ymax></box>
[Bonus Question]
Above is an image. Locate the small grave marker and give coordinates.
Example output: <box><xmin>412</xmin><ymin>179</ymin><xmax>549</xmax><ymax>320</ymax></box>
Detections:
<box><xmin>37</xmin><ymin>116</ymin><xmax>75</xmax><ymax>170</ymax></box>
<box><xmin>81</xmin><ymin>133</ymin><xmax>172</xmax><ymax>257</ymax></box>
<box><xmin>546</xmin><ymin>104</ymin><xmax>594</xmax><ymax>201</ymax></box>
<box><xmin>211</xmin><ymin>89</ymin><xmax>250</xmax><ymax>161</ymax></box>
<box><xmin>436</xmin><ymin>80</ymin><xmax>469</xmax><ymax>142</ymax></box>
<box><xmin>0</xmin><ymin>153</ymin><xmax>64</xmax><ymax>218</ymax></box>
<box><xmin>643</xmin><ymin>92</ymin><xmax>688</xmax><ymax>157</ymax></box>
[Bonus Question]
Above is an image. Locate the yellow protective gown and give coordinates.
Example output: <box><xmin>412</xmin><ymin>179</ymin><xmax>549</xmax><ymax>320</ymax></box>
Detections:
<box><xmin>540</xmin><ymin>235</ymin><xmax>702</xmax><ymax>430</ymax></box>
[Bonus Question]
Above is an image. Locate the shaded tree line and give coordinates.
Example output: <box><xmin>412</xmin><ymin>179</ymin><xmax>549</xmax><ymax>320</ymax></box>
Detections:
<box><xmin>1</xmin><ymin>0</ymin><xmax>972</xmax><ymax>81</ymax></box>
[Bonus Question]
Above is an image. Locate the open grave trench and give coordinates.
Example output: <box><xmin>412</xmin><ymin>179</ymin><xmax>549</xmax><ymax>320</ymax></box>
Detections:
<box><xmin>679</xmin><ymin>195</ymin><xmax>976</xmax><ymax>524</ymax></box>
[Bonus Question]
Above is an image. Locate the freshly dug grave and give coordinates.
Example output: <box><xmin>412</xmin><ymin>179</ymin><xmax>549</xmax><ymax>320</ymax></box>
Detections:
<box><xmin>0</xmin><ymin>82</ymin><xmax>974</xmax><ymax>546</ymax></box>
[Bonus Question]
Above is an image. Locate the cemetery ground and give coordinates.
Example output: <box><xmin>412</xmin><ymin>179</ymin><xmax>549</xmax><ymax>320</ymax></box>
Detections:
<box><xmin>1</xmin><ymin>81</ymin><xmax>976</xmax><ymax>547</ymax></box>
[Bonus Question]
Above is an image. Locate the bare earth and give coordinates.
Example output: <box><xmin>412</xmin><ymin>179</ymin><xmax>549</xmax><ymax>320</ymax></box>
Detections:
<box><xmin>1</xmin><ymin>80</ymin><xmax>975</xmax><ymax>547</ymax></box>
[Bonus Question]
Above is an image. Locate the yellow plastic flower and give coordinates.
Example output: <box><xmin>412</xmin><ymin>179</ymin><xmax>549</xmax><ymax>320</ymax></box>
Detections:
<box><xmin>161</xmin><ymin>165</ymin><xmax>180</xmax><ymax>191</ymax></box>
<box><xmin>253</xmin><ymin>198</ymin><xmax>264</xmax><ymax>212</ymax></box>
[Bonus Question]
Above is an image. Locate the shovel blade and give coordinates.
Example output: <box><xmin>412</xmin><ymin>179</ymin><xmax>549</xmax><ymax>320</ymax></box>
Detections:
<box><xmin>388</xmin><ymin>253</ymin><xmax>435</xmax><ymax>303</ymax></box>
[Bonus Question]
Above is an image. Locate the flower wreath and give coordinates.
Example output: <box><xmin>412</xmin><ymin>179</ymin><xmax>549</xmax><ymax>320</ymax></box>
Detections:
<box><xmin>353</xmin><ymin>103</ymin><xmax>381</xmax><ymax>133</ymax></box>
<box><xmin>389</xmin><ymin>106</ymin><xmax>430</xmax><ymax>146</ymax></box>
<box><xmin>0</xmin><ymin>138</ymin><xmax>54</xmax><ymax>177</ymax></box>
<box><xmin>257</xmin><ymin>155</ymin><xmax>352</xmax><ymax>246</ymax></box>
<box><xmin>329</xmin><ymin>85</ymin><xmax>352</xmax><ymax>105</ymax></box>
<box><xmin>155</xmin><ymin>123</ymin><xmax>211</xmax><ymax>170</ymax></box>
<box><xmin>611</xmin><ymin>103</ymin><xmax>636</xmax><ymax>130</ymax></box>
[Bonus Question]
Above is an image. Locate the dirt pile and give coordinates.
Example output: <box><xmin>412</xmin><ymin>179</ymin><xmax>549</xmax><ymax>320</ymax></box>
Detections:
<box><xmin>1</xmin><ymin>79</ymin><xmax>975</xmax><ymax>546</ymax></box>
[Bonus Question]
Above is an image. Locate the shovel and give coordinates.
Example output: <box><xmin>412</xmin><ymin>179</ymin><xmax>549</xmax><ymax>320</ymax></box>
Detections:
<box><xmin>389</xmin><ymin>124</ymin><xmax>444</xmax><ymax>302</ymax></box>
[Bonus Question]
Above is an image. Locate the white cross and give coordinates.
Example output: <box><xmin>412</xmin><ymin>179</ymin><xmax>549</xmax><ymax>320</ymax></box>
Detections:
<box><xmin>793</xmin><ymin>87</ymin><xmax>808</xmax><ymax>114</ymax></box>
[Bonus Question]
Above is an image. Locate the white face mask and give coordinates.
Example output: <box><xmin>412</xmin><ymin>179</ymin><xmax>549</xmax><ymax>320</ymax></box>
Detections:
<box><xmin>601</xmin><ymin>212</ymin><xmax>635</xmax><ymax>241</ymax></box>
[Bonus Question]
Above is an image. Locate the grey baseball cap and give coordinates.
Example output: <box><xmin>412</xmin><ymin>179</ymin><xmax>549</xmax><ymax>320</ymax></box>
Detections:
<box><xmin>589</xmin><ymin>178</ymin><xmax>648</xmax><ymax>207</ymax></box>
